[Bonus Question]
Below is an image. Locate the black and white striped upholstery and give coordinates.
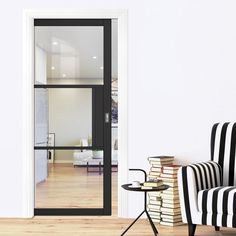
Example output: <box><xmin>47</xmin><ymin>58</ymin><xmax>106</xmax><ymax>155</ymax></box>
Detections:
<box><xmin>178</xmin><ymin>161</ymin><xmax>222</xmax><ymax>225</ymax></box>
<box><xmin>211</xmin><ymin>123</ymin><xmax>236</xmax><ymax>186</ymax></box>
<box><xmin>178</xmin><ymin>122</ymin><xmax>236</xmax><ymax>233</ymax></box>
<box><xmin>198</xmin><ymin>186</ymin><xmax>236</xmax><ymax>227</ymax></box>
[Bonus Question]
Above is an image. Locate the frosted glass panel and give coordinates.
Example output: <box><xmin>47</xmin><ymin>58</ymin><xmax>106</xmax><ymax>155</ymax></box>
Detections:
<box><xmin>35</xmin><ymin>89</ymin><xmax>48</xmax><ymax>146</ymax></box>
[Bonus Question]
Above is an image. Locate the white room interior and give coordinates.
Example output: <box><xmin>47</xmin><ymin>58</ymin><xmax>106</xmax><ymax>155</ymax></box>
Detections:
<box><xmin>0</xmin><ymin>1</ymin><xmax>236</xmax><ymax>222</ymax></box>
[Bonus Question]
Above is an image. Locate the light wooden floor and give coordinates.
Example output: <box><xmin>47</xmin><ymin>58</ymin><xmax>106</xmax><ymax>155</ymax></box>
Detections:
<box><xmin>1</xmin><ymin>164</ymin><xmax>236</xmax><ymax>235</ymax></box>
<box><xmin>36</xmin><ymin>164</ymin><xmax>115</xmax><ymax>209</ymax></box>
<box><xmin>1</xmin><ymin>219</ymin><xmax>236</xmax><ymax>235</ymax></box>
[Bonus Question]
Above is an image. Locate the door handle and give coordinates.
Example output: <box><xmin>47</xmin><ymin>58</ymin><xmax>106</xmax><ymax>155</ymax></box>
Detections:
<box><xmin>105</xmin><ymin>113</ymin><xmax>110</xmax><ymax>123</ymax></box>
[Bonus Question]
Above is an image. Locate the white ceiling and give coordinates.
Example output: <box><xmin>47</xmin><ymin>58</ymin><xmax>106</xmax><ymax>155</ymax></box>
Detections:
<box><xmin>35</xmin><ymin>20</ymin><xmax>117</xmax><ymax>80</ymax></box>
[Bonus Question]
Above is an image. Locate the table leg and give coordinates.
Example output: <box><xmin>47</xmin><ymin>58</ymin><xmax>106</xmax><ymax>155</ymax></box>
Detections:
<box><xmin>145</xmin><ymin>210</ymin><xmax>158</xmax><ymax>235</ymax></box>
<box><xmin>121</xmin><ymin>210</ymin><xmax>145</xmax><ymax>236</ymax></box>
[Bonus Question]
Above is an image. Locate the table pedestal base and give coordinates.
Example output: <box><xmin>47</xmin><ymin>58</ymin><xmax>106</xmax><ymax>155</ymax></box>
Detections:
<box><xmin>121</xmin><ymin>209</ymin><xmax>158</xmax><ymax>236</ymax></box>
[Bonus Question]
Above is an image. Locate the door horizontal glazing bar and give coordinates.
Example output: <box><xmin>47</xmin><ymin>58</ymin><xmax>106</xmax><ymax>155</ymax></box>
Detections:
<box><xmin>34</xmin><ymin>146</ymin><xmax>104</xmax><ymax>150</ymax></box>
<box><xmin>34</xmin><ymin>84</ymin><xmax>103</xmax><ymax>89</ymax></box>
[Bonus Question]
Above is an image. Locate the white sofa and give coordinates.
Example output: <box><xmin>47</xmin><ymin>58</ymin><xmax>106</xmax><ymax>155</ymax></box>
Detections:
<box><xmin>73</xmin><ymin>139</ymin><xmax>118</xmax><ymax>167</ymax></box>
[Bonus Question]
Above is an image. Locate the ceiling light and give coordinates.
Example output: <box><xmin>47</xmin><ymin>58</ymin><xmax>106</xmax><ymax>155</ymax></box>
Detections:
<box><xmin>51</xmin><ymin>66</ymin><xmax>55</xmax><ymax>70</ymax></box>
<box><xmin>52</xmin><ymin>41</ymin><xmax>58</xmax><ymax>45</ymax></box>
<box><xmin>92</xmin><ymin>56</ymin><xmax>97</xmax><ymax>59</ymax></box>
<box><xmin>100</xmin><ymin>66</ymin><xmax>104</xmax><ymax>70</ymax></box>
<box><xmin>62</xmin><ymin>73</ymin><xmax>66</xmax><ymax>78</ymax></box>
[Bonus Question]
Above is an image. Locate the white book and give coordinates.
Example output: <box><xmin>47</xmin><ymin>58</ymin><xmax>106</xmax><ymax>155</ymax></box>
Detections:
<box><xmin>148</xmin><ymin>156</ymin><xmax>174</xmax><ymax>161</ymax></box>
<box><xmin>162</xmin><ymin>203</ymin><xmax>180</xmax><ymax>208</ymax></box>
<box><xmin>161</xmin><ymin>215</ymin><xmax>182</xmax><ymax>221</ymax></box>
<box><xmin>148</xmin><ymin>206</ymin><xmax>161</xmax><ymax>211</ymax></box>
<box><xmin>160</xmin><ymin>211</ymin><xmax>180</xmax><ymax>216</ymax></box>
<box><xmin>148</xmin><ymin>192</ymin><xmax>161</xmax><ymax>197</ymax></box>
<box><xmin>163</xmin><ymin>191</ymin><xmax>179</xmax><ymax>196</ymax></box>
<box><xmin>158</xmin><ymin>177</ymin><xmax>178</xmax><ymax>183</ymax></box>
<box><xmin>162</xmin><ymin>213</ymin><xmax>182</xmax><ymax>219</ymax></box>
<box><xmin>149</xmin><ymin>200</ymin><xmax>162</xmax><ymax>205</ymax></box>
<box><xmin>151</xmin><ymin>167</ymin><xmax>162</xmax><ymax>172</ymax></box>
<box><xmin>161</xmin><ymin>207</ymin><xmax>181</xmax><ymax>214</ymax></box>
<box><xmin>162</xmin><ymin>199</ymin><xmax>180</xmax><ymax>204</ymax></box>
<box><xmin>149</xmin><ymin>196</ymin><xmax>162</xmax><ymax>201</ymax></box>
<box><xmin>148</xmin><ymin>175</ymin><xmax>159</xmax><ymax>180</ymax></box>
<box><xmin>149</xmin><ymin>215</ymin><xmax>161</xmax><ymax>219</ymax></box>
<box><xmin>148</xmin><ymin>204</ymin><xmax>161</xmax><ymax>210</ymax></box>
<box><xmin>161</xmin><ymin>194</ymin><xmax>179</xmax><ymax>200</ymax></box>
<box><xmin>148</xmin><ymin>211</ymin><xmax>161</xmax><ymax>217</ymax></box>
<box><xmin>162</xmin><ymin>169</ymin><xmax>179</xmax><ymax>174</ymax></box>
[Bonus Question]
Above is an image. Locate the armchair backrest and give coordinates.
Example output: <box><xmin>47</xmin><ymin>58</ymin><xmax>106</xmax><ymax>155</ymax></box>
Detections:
<box><xmin>211</xmin><ymin>122</ymin><xmax>236</xmax><ymax>186</ymax></box>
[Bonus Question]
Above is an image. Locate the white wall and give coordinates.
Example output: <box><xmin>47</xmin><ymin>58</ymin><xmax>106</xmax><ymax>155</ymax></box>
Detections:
<box><xmin>1</xmin><ymin>0</ymin><xmax>236</xmax><ymax>217</ymax></box>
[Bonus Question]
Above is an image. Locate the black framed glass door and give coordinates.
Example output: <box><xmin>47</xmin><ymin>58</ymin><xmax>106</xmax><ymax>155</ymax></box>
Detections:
<box><xmin>34</xmin><ymin>19</ymin><xmax>111</xmax><ymax>215</ymax></box>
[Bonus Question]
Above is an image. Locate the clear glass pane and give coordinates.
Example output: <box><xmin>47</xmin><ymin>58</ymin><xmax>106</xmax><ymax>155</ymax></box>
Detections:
<box><xmin>35</xmin><ymin>26</ymin><xmax>103</xmax><ymax>85</ymax></box>
<box><xmin>35</xmin><ymin>88</ymin><xmax>92</xmax><ymax>147</ymax></box>
<box><xmin>35</xmin><ymin>150</ymin><xmax>104</xmax><ymax>208</ymax></box>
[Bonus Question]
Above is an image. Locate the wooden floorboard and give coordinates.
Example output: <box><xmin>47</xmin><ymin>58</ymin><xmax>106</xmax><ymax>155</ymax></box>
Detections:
<box><xmin>1</xmin><ymin>164</ymin><xmax>236</xmax><ymax>235</ymax></box>
<box><xmin>0</xmin><ymin>219</ymin><xmax>236</xmax><ymax>235</ymax></box>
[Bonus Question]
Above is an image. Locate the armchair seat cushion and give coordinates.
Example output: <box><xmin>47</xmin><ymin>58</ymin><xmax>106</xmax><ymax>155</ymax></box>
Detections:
<box><xmin>198</xmin><ymin>186</ymin><xmax>236</xmax><ymax>215</ymax></box>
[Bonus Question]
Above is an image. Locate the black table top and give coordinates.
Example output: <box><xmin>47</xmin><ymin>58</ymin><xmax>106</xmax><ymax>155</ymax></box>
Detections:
<box><xmin>121</xmin><ymin>184</ymin><xmax>169</xmax><ymax>192</ymax></box>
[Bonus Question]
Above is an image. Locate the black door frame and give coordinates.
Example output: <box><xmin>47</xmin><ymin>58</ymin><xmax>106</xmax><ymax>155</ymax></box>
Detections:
<box><xmin>34</xmin><ymin>19</ymin><xmax>111</xmax><ymax>216</ymax></box>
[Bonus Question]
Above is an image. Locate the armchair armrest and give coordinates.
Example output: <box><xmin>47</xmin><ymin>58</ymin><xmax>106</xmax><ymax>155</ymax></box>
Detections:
<box><xmin>178</xmin><ymin>161</ymin><xmax>222</xmax><ymax>224</ymax></box>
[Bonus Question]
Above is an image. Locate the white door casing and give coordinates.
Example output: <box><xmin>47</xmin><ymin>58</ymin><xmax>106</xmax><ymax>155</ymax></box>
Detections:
<box><xmin>22</xmin><ymin>9</ymin><xmax>128</xmax><ymax>218</ymax></box>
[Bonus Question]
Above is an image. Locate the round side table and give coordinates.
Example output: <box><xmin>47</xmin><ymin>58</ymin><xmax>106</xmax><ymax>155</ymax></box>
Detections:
<box><xmin>121</xmin><ymin>169</ymin><xmax>169</xmax><ymax>236</ymax></box>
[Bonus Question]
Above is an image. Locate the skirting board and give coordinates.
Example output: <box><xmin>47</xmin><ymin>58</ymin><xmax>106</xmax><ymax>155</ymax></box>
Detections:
<box><xmin>54</xmin><ymin>160</ymin><xmax>73</xmax><ymax>164</ymax></box>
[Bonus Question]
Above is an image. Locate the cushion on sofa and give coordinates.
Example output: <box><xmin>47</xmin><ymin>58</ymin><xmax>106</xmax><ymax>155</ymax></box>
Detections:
<box><xmin>198</xmin><ymin>186</ymin><xmax>236</xmax><ymax>215</ymax></box>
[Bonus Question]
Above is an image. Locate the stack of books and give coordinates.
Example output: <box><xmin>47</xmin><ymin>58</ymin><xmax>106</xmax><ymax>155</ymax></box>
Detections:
<box><xmin>146</xmin><ymin>156</ymin><xmax>174</xmax><ymax>224</ymax></box>
<box><xmin>159</xmin><ymin>165</ymin><xmax>183</xmax><ymax>226</ymax></box>
<box><xmin>147</xmin><ymin>156</ymin><xmax>174</xmax><ymax>180</ymax></box>
<box><xmin>144</xmin><ymin>179</ymin><xmax>163</xmax><ymax>223</ymax></box>
<box><xmin>147</xmin><ymin>192</ymin><xmax>162</xmax><ymax>223</ymax></box>
<box><xmin>141</xmin><ymin>179</ymin><xmax>163</xmax><ymax>190</ymax></box>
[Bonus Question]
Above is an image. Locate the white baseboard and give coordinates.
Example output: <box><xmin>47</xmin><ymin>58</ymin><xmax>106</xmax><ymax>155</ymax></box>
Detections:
<box><xmin>53</xmin><ymin>160</ymin><xmax>73</xmax><ymax>164</ymax></box>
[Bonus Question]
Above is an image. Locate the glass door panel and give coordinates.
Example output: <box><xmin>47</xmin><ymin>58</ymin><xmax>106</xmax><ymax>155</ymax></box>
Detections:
<box><xmin>35</xmin><ymin>26</ymin><xmax>103</xmax><ymax>85</ymax></box>
<box><xmin>35</xmin><ymin>88</ymin><xmax>93</xmax><ymax>147</ymax></box>
<box><xmin>34</xmin><ymin>19</ymin><xmax>111</xmax><ymax>215</ymax></box>
<box><xmin>35</xmin><ymin>150</ymin><xmax>104</xmax><ymax>208</ymax></box>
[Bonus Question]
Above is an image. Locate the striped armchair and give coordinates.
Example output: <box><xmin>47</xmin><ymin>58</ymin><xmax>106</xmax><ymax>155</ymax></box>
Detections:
<box><xmin>178</xmin><ymin>122</ymin><xmax>236</xmax><ymax>236</ymax></box>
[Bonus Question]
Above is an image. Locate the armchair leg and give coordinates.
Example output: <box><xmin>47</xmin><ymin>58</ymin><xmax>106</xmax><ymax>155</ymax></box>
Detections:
<box><xmin>188</xmin><ymin>224</ymin><xmax>196</xmax><ymax>236</ymax></box>
<box><xmin>215</xmin><ymin>226</ymin><xmax>220</xmax><ymax>231</ymax></box>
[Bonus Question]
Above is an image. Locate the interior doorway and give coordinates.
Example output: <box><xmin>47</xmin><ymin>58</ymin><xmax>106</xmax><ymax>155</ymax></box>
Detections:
<box><xmin>34</xmin><ymin>19</ymin><xmax>118</xmax><ymax>215</ymax></box>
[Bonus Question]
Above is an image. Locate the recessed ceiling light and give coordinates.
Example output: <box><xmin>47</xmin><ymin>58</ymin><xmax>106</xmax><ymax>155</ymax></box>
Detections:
<box><xmin>62</xmin><ymin>73</ymin><xmax>66</xmax><ymax>78</ymax></box>
<box><xmin>92</xmin><ymin>56</ymin><xmax>97</xmax><ymax>59</ymax></box>
<box><xmin>100</xmin><ymin>66</ymin><xmax>104</xmax><ymax>70</ymax></box>
<box><xmin>52</xmin><ymin>41</ymin><xmax>58</xmax><ymax>45</ymax></box>
<box><xmin>51</xmin><ymin>66</ymin><xmax>55</xmax><ymax>70</ymax></box>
